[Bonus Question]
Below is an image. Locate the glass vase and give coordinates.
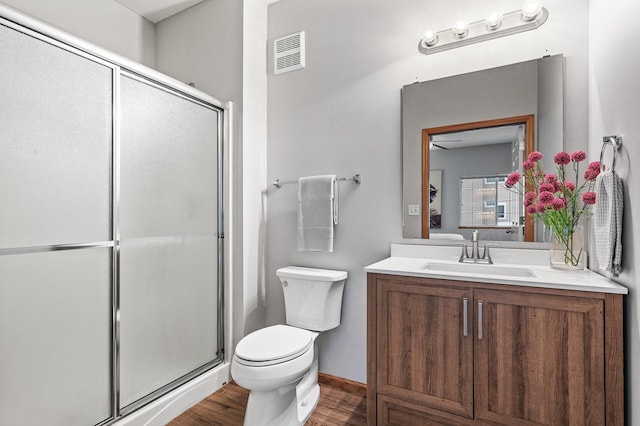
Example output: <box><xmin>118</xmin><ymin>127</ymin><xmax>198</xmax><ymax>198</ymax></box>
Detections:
<box><xmin>547</xmin><ymin>225</ymin><xmax>586</xmax><ymax>271</ymax></box>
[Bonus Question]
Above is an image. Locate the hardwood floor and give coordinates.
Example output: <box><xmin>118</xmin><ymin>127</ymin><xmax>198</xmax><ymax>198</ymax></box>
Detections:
<box><xmin>168</xmin><ymin>378</ymin><xmax>367</xmax><ymax>426</ymax></box>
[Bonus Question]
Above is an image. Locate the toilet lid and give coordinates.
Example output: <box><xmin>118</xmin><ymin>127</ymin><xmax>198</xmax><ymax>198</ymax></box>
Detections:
<box><xmin>235</xmin><ymin>325</ymin><xmax>314</xmax><ymax>364</ymax></box>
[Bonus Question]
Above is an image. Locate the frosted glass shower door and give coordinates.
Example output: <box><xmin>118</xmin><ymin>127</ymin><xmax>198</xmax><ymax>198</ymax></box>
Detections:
<box><xmin>0</xmin><ymin>24</ymin><xmax>112</xmax><ymax>248</ymax></box>
<box><xmin>118</xmin><ymin>74</ymin><xmax>221</xmax><ymax>409</ymax></box>
<box><xmin>0</xmin><ymin>22</ymin><xmax>113</xmax><ymax>426</ymax></box>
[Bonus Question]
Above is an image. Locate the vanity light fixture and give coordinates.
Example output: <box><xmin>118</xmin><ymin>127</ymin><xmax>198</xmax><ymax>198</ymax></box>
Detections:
<box><xmin>485</xmin><ymin>12</ymin><xmax>503</xmax><ymax>30</ymax></box>
<box><xmin>422</xmin><ymin>30</ymin><xmax>438</xmax><ymax>47</ymax></box>
<box><xmin>452</xmin><ymin>20</ymin><xmax>469</xmax><ymax>38</ymax></box>
<box><xmin>418</xmin><ymin>2</ymin><xmax>548</xmax><ymax>55</ymax></box>
<box><xmin>522</xmin><ymin>1</ymin><xmax>543</xmax><ymax>21</ymax></box>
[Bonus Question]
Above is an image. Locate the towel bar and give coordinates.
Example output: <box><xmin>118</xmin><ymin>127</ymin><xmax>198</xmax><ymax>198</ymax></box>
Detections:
<box><xmin>600</xmin><ymin>135</ymin><xmax>622</xmax><ymax>172</ymax></box>
<box><xmin>273</xmin><ymin>173</ymin><xmax>361</xmax><ymax>188</ymax></box>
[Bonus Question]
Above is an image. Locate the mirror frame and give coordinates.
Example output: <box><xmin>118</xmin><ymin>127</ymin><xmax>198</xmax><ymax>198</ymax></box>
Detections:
<box><xmin>421</xmin><ymin>114</ymin><xmax>535</xmax><ymax>241</ymax></box>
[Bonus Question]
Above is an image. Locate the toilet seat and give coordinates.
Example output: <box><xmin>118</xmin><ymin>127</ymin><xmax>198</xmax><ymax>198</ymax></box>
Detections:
<box><xmin>235</xmin><ymin>325</ymin><xmax>314</xmax><ymax>367</ymax></box>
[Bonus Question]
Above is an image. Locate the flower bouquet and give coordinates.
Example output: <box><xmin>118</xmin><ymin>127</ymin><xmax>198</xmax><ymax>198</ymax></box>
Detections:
<box><xmin>505</xmin><ymin>150</ymin><xmax>601</xmax><ymax>269</ymax></box>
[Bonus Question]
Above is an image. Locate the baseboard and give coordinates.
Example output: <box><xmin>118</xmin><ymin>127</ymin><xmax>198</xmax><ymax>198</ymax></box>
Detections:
<box><xmin>318</xmin><ymin>372</ymin><xmax>367</xmax><ymax>397</ymax></box>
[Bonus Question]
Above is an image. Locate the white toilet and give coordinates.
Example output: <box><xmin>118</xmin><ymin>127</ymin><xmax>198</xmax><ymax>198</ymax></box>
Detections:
<box><xmin>231</xmin><ymin>266</ymin><xmax>348</xmax><ymax>426</ymax></box>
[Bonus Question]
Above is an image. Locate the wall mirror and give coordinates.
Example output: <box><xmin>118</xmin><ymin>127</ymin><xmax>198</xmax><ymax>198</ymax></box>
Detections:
<box><xmin>402</xmin><ymin>54</ymin><xmax>564</xmax><ymax>242</ymax></box>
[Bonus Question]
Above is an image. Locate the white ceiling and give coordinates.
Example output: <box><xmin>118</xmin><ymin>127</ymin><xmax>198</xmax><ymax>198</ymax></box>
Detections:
<box><xmin>115</xmin><ymin>0</ymin><xmax>206</xmax><ymax>23</ymax></box>
<box><xmin>430</xmin><ymin>124</ymin><xmax>521</xmax><ymax>150</ymax></box>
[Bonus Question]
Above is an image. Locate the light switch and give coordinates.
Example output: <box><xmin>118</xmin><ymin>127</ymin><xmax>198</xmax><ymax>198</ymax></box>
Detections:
<box><xmin>408</xmin><ymin>204</ymin><xmax>420</xmax><ymax>216</ymax></box>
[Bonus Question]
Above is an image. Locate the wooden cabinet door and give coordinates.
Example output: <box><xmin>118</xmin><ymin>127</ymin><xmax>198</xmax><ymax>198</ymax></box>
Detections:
<box><xmin>377</xmin><ymin>278</ymin><xmax>473</xmax><ymax>418</ymax></box>
<box><xmin>474</xmin><ymin>289</ymin><xmax>605</xmax><ymax>425</ymax></box>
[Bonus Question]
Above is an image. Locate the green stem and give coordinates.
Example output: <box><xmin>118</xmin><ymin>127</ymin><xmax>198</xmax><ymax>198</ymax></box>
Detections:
<box><xmin>554</xmin><ymin>227</ymin><xmax>583</xmax><ymax>267</ymax></box>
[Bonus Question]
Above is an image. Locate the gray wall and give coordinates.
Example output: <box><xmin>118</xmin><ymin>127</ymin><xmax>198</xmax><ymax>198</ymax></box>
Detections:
<box><xmin>589</xmin><ymin>0</ymin><xmax>640</xmax><ymax>423</ymax></box>
<box><xmin>430</xmin><ymin>143</ymin><xmax>512</xmax><ymax>240</ymax></box>
<box><xmin>267</xmin><ymin>0</ymin><xmax>589</xmax><ymax>382</ymax></box>
<box><xmin>1</xmin><ymin>0</ymin><xmax>156</xmax><ymax>67</ymax></box>
<box><xmin>156</xmin><ymin>0</ymin><xmax>242</xmax><ymax>104</ymax></box>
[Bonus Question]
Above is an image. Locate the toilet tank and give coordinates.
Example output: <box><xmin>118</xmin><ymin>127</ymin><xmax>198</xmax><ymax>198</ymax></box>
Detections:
<box><xmin>276</xmin><ymin>266</ymin><xmax>348</xmax><ymax>332</ymax></box>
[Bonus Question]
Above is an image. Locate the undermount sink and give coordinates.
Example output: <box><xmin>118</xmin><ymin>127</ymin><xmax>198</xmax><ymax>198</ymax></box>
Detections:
<box><xmin>421</xmin><ymin>262</ymin><xmax>536</xmax><ymax>278</ymax></box>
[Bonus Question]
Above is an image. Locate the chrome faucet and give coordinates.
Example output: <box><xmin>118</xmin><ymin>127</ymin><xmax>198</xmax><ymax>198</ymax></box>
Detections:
<box><xmin>458</xmin><ymin>230</ymin><xmax>498</xmax><ymax>264</ymax></box>
<box><xmin>471</xmin><ymin>230</ymin><xmax>480</xmax><ymax>259</ymax></box>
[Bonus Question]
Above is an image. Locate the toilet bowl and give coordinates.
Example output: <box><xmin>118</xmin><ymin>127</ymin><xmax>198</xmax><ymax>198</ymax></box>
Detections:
<box><xmin>231</xmin><ymin>266</ymin><xmax>348</xmax><ymax>426</ymax></box>
<box><xmin>231</xmin><ymin>325</ymin><xmax>320</xmax><ymax>425</ymax></box>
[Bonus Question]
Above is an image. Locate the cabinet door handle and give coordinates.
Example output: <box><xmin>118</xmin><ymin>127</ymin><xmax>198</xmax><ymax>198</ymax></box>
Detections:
<box><xmin>478</xmin><ymin>301</ymin><xmax>484</xmax><ymax>340</ymax></box>
<box><xmin>463</xmin><ymin>298</ymin><xmax>469</xmax><ymax>337</ymax></box>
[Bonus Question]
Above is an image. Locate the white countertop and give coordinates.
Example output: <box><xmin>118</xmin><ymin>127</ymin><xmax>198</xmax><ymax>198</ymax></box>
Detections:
<box><xmin>364</xmin><ymin>244</ymin><xmax>628</xmax><ymax>295</ymax></box>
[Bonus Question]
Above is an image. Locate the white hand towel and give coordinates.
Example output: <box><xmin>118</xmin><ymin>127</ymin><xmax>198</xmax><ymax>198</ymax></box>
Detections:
<box><xmin>297</xmin><ymin>175</ymin><xmax>337</xmax><ymax>252</ymax></box>
<box><xmin>594</xmin><ymin>170</ymin><xmax>624</xmax><ymax>276</ymax></box>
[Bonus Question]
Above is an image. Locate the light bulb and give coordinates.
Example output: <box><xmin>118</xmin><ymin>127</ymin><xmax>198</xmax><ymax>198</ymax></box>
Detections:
<box><xmin>522</xmin><ymin>1</ymin><xmax>542</xmax><ymax>21</ymax></box>
<box><xmin>452</xmin><ymin>20</ymin><xmax>469</xmax><ymax>38</ymax></box>
<box><xmin>421</xmin><ymin>30</ymin><xmax>438</xmax><ymax>47</ymax></box>
<box><xmin>485</xmin><ymin>12</ymin><xmax>503</xmax><ymax>30</ymax></box>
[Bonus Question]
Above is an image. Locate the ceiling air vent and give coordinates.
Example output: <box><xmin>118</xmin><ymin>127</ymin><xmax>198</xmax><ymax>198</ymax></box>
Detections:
<box><xmin>274</xmin><ymin>31</ymin><xmax>305</xmax><ymax>75</ymax></box>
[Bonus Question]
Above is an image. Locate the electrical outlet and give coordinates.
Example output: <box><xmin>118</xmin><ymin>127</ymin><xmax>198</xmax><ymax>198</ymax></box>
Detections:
<box><xmin>408</xmin><ymin>204</ymin><xmax>420</xmax><ymax>216</ymax></box>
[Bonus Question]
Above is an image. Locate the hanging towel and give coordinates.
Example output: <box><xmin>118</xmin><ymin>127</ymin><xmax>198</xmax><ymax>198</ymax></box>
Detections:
<box><xmin>594</xmin><ymin>170</ymin><xmax>624</xmax><ymax>276</ymax></box>
<box><xmin>297</xmin><ymin>175</ymin><xmax>337</xmax><ymax>252</ymax></box>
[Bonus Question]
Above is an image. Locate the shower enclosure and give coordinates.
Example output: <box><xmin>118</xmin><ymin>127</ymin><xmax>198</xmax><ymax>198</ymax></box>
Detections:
<box><xmin>0</xmin><ymin>6</ymin><xmax>226</xmax><ymax>425</ymax></box>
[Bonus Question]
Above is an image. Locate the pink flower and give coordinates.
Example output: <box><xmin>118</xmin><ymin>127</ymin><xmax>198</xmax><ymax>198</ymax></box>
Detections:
<box><xmin>512</xmin><ymin>150</ymin><xmax>597</xmax><ymax>229</ymax></box>
<box><xmin>587</xmin><ymin>161</ymin><xmax>601</xmax><ymax>171</ymax></box>
<box><xmin>538</xmin><ymin>191</ymin><xmax>555</xmax><ymax>204</ymax></box>
<box><xmin>524</xmin><ymin>191</ymin><xmax>537</xmax><ymax>205</ymax></box>
<box><xmin>584</xmin><ymin>161</ymin><xmax>601</xmax><ymax>179</ymax></box>
<box><xmin>553</xmin><ymin>151</ymin><xmax>571</xmax><ymax>165</ymax></box>
<box><xmin>584</xmin><ymin>169</ymin><xmax>600</xmax><ymax>180</ymax></box>
<box><xmin>582</xmin><ymin>191</ymin><xmax>596</xmax><ymax>205</ymax></box>
<box><xmin>538</xmin><ymin>183</ymin><xmax>555</xmax><ymax>193</ymax></box>
<box><xmin>551</xmin><ymin>197</ymin><xmax>566</xmax><ymax>210</ymax></box>
<box><xmin>505</xmin><ymin>171</ymin><xmax>521</xmax><ymax>188</ymax></box>
<box><xmin>527</xmin><ymin>151</ymin><xmax>543</xmax><ymax>162</ymax></box>
<box><xmin>571</xmin><ymin>150</ymin><xmax>587</xmax><ymax>162</ymax></box>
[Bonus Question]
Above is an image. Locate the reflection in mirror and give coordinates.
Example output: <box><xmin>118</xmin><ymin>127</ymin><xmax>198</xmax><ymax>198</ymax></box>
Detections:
<box><xmin>459</xmin><ymin>175</ymin><xmax>518</xmax><ymax>228</ymax></box>
<box><xmin>402</xmin><ymin>54</ymin><xmax>564</xmax><ymax>242</ymax></box>
<box><xmin>422</xmin><ymin>116</ymin><xmax>534</xmax><ymax>241</ymax></box>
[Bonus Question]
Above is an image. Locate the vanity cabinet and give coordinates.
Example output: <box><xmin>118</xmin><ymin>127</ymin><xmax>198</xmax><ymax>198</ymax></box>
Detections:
<box><xmin>376</xmin><ymin>280</ymin><xmax>474</xmax><ymax>418</ymax></box>
<box><xmin>367</xmin><ymin>273</ymin><xmax>624</xmax><ymax>426</ymax></box>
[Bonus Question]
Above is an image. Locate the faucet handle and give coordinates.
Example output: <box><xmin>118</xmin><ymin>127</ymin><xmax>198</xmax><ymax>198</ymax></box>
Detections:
<box><xmin>482</xmin><ymin>243</ymin><xmax>501</xmax><ymax>264</ymax></box>
<box><xmin>452</xmin><ymin>243</ymin><xmax>469</xmax><ymax>262</ymax></box>
<box><xmin>472</xmin><ymin>230</ymin><xmax>479</xmax><ymax>242</ymax></box>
